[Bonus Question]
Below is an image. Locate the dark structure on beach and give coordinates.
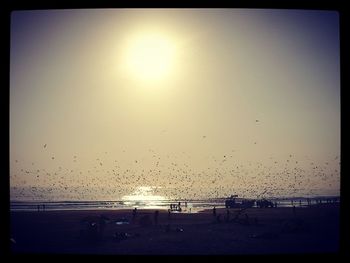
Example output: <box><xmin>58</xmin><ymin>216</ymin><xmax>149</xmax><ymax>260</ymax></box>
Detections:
<box><xmin>225</xmin><ymin>195</ymin><xmax>255</xmax><ymax>208</ymax></box>
<box><xmin>256</xmin><ymin>199</ymin><xmax>275</xmax><ymax>208</ymax></box>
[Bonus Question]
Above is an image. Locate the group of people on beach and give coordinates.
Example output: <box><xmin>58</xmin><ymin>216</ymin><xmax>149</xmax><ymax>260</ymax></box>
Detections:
<box><xmin>169</xmin><ymin>201</ymin><xmax>188</xmax><ymax>212</ymax></box>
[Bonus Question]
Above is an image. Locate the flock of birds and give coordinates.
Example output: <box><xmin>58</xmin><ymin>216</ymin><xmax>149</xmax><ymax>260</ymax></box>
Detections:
<box><xmin>10</xmin><ymin>121</ymin><xmax>340</xmax><ymax>201</ymax></box>
<box><xmin>11</xmin><ymin>149</ymin><xmax>340</xmax><ymax>201</ymax></box>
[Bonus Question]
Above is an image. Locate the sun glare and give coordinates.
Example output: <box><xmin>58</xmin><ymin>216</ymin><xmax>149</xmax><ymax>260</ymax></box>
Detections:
<box><xmin>122</xmin><ymin>186</ymin><xmax>165</xmax><ymax>201</ymax></box>
<box><xmin>123</xmin><ymin>33</ymin><xmax>176</xmax><ymax>82</ymax></box>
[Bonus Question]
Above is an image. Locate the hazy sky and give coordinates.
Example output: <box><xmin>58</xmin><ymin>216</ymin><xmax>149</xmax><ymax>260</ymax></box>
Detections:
<box><xmin>10</xmin><ymin>9</ymin><xmax>340</xmax><ymax>200</ymax></box>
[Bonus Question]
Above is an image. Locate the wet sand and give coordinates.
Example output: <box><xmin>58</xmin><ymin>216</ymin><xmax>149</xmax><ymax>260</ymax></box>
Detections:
<box><xmin>10</xmin><ymin>204</ymin><xmax>339</xmax><ymax>255</ymax></box>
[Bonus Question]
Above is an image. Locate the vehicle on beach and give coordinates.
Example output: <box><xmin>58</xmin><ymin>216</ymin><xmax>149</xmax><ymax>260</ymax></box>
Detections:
<box><xmin>225</xmin><ymin>195</ymin><xmax>255</xmax><ymax>208</ymax></box>
<box><xmin>256</xmin><ymin>199</ymin><xmax>274</xmax><ymax>208</ymax></box>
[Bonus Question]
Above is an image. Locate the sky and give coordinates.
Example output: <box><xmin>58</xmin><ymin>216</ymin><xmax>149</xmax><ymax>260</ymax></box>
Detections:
<box><xmin>10</xmin><ymin>9</ymin><xmax>340</xmax><ymax>201</ymax></box>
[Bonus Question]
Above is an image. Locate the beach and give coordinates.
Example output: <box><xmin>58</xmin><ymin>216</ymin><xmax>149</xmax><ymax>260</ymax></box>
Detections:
<box><xmin>10</xmin><ymin>203</ymin><xmax>339</xmax><ymax>255</ymax></box>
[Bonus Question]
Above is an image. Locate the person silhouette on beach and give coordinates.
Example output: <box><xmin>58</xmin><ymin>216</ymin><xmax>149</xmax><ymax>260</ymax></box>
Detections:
<box><xmin>132</xmin><ymin>208</ymin><xmax>137</xmax><ymax>221</ymax></box>
<box><xmin>213</xmin><ymin>207</ymin><xmax>216</xmax><ymax>218</ymax></box>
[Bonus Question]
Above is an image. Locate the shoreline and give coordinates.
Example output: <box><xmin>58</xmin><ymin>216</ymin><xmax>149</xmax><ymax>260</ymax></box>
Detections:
<box><xmin>9</xmin><ymin>197</ymin><xmax>340</xmax><ymax>213</ymax></box>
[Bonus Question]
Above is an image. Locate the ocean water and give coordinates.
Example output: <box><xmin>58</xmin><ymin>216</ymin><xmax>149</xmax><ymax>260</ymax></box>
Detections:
<box><xmin>10</xmin><ymin>199</ymin><xmax>224</xmax><ymax>212</ymax></box>
<box><xmin>10</xmin><ymin>196</ymin><xmax>339</xmax><ymax>212</ymax></box>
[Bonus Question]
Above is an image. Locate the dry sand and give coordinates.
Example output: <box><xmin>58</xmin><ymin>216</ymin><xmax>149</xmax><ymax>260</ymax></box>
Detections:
<box><xmin>10</xmin><ymin>204</ymin><xmax>339</xmax><ymax>255</ymax></box>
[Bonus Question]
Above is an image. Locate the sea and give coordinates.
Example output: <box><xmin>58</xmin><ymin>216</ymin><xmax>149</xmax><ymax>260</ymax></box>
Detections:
<box><xmin>10</xmin><ymin>196</ymin><xmax>339</xmax><ymax>212</ymax></box>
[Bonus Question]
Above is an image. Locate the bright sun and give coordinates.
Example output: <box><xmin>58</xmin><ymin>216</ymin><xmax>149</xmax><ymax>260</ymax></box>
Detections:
<box><xmin>124</xmin><ymin>33</ymin><xmax>176</xmax><ymax>82</ymax></box>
